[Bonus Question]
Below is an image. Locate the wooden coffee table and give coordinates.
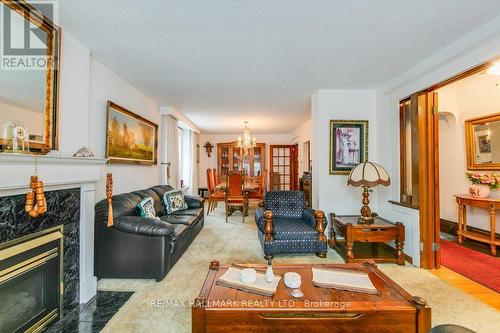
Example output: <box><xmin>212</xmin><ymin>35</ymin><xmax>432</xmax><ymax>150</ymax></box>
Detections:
<box><xmin>192</xmin><ymin>260</ymin><xmax>431</xmax><ymax>333</ymax></box>
<box><xmin>329</xmin><ymin>214</ymin><xmax>406</xmax><ymax>265</ymax></box>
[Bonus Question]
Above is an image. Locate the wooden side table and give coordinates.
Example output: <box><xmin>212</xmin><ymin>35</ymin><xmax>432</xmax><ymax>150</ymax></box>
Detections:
<box><xmin>455</xmin><ymin>194</ymin><xmax>500</xmax><ymax>256</ymax></box>
<box><xmin>329</xmin><ymin>213</ymin><xmax>405</xmax><ymax>265</ymax></box>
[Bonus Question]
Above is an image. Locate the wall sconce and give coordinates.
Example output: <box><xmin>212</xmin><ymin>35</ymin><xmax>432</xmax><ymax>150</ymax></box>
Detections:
<box><xmin>204</xmin><ymin>142</ymin><xmax>213</xmax><ymax>157</ymax></box>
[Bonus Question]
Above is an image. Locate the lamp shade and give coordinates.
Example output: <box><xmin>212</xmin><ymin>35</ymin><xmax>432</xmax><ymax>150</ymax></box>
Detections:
<box><xmin>347</xmin><ymin>162</ymin><xmax>390</xmax><ymax>187</ymax></box>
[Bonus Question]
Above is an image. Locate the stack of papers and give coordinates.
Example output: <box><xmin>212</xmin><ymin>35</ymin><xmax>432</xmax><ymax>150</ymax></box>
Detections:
<box><xmin>216</xmin><ymin>267</ymin><xmax>281</xmax><ymax>297</ymax></box>
<box><xmin>312</xmin><ymin>267</ymin><xmax>378</xmax><ymax>294</ymax></box>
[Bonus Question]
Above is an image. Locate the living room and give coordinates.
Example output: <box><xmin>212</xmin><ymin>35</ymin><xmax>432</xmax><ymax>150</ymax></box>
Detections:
<box><xmin>0</xmin><ymin>1</ymin><xmax>499</xmax><ymax>333</ymax></box>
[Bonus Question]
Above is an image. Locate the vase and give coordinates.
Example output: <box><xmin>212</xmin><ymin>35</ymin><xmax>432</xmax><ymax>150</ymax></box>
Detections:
<box><xmin>469</xmin><ymin>185</ymin><xmax>490</xmax><ymax>198</ymax></box>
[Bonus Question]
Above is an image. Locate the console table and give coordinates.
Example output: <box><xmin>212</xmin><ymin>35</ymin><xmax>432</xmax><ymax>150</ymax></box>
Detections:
<box><xmin>455</xmin><ymin>194</ymin><xmax>500</xmax><ymax>256</ymax></box>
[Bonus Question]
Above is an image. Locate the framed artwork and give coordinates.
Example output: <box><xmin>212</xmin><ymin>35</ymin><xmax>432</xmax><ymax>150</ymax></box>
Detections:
<box><xmin>106</xmin><ymin>101</ymin><xmax>158</xmax><ymax>165</ymax></box>
<box><xmin>329</xmin><ymin>120</ymin><xmax>368</xmax><ymax>174</ymax></box>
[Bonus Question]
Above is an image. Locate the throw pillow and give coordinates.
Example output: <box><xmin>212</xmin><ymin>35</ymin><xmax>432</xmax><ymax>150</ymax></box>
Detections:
<box><xmin>137</xmin><ymin>197</ymin><xmax>158</xmax><ymax>219</ymax></box>
<box><xmin>163</xmin><ymin>190</ymin><xmax>188</xmax><ymax>214</ymax></box>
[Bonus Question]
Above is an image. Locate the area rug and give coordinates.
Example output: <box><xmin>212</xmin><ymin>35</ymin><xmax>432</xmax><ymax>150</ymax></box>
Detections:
<box><xmin>441</xmin><ymin>239</ymin><xmax>500</xmax><ymax>292</ymax></box>
<box><xmin>99</xmin><ymin>205</ymin><xmax>500</xmax><ymax>333</ymax></box>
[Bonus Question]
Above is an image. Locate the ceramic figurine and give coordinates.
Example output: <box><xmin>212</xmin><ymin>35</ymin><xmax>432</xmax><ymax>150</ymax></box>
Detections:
<box><xmin>265</xmin><ymin>259</ymin><xmax>274</xmax><ymax>283</ymax></box>
<box><xmin>73</xmin><ymin>146</ymin><xmax>95</xmax><ymax>158</ymax></box>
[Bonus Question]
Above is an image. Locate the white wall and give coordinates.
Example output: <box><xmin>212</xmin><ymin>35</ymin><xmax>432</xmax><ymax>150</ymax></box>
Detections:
<box><xmin>311</xmin><ymin>90</ymin><xmax>378</xmax><ymax>215</ymax></box>
<box><xmin>58</xmin><ymin>32</ymin><xmax>90</xmax><ymax>156</ymax></box>
<box><xmin>0</xmin><ymin>102</ymin><xmax>44</xmax><ymax>138</ymax></box>
<box><xmin>437</xmin><ymin>73</ymin><xmax>500</xmax><ymax>232</ymax></box>
<box><xmin>198</xmin><ymin>133</ymin><xmax>292</xmax><ymax>188</ymax></box>
<box><xmin>88</xmin><ymin>58</ymin><xmax>162</xmax><ymax>199</ymax></box>
<box><xmin>309</xmin><ymin>90</ymin><xmax>420</xmax><ymax>265</ymax></box>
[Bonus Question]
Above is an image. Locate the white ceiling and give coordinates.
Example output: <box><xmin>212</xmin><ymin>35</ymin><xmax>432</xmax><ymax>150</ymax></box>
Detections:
<box><xmin>58</xmin><ymin>0</ymin><xmax>500</xmax><ymax>134</ymax></box>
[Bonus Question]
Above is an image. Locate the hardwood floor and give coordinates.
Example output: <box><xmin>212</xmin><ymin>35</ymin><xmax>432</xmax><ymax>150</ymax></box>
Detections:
<box><xmin>430</xmin><ymin>267</ymin><xmax>500</xmax><ymax>310</ymax></box>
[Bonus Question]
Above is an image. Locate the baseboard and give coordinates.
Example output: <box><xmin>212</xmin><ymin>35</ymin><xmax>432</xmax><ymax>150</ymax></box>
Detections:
<box><xmin>440</xmin><ymin>218</ymin><xmax>500</xmax><ymax>238</ymax></box>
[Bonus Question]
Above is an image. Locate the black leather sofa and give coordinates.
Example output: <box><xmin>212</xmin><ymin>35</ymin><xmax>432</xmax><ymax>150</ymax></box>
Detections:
<box><xmin>95</xmin><ymin>185</ymin><xmax>204</xmax><ymax>281</ymax></box>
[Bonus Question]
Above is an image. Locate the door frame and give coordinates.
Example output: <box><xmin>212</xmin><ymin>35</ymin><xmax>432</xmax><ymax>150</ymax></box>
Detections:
<box><xmin>405</xmin><ymin>59</ymin><xmax>496</xmax><ymax>269</ymax></box>
<box><xmin>270</xmin><ymin>144</ymin><xmax>299</xmax><ymax>191</ymax></box>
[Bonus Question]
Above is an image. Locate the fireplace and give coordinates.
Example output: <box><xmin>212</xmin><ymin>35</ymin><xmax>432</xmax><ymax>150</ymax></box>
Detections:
<box><xmin>0</xmin><ymin>225</ymin><xmax>63</xmax><ymax>332</ymax></box>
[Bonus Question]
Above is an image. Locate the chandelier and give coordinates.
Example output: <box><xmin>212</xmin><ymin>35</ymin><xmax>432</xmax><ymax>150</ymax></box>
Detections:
<box><xmin>237</xmin><ymin>121</ymin><xmax>257</xmax><ymax>150</ymax></box>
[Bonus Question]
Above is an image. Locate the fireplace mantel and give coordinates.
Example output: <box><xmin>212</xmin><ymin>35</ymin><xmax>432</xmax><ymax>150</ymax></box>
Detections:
<box><xmin>0</xmin><ymin>153</ymin><xmax>108</xmax><ymax>195</ymax></box>
<box><xmin>0</xmin><ymin>153</ymin><xmax>107</xmax><ymax>304</ymax></box>
<box><xmin>0</xmin><ymin>153</ymin><xmax>108</xmax><ymax>165</ymax></box>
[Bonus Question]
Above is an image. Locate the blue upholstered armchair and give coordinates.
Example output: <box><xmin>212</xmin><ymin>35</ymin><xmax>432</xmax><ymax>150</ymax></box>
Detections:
<box><xmin>255</xmin><ymin>191</ymin><xmax>327</xmax><ymax>259</ymax></box>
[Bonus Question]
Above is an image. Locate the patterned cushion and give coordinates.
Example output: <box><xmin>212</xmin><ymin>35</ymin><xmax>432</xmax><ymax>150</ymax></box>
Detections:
<box><xmin>264</xmin><ymin>191</ymin><xmax>306</xmax><ymax>218</ymax></box>
<box><xmin>162</xmin><ymin>190</ymin><xmax>188</xmax><ymax>214</ymax></box>
<box><xmin>258</xmin><ymin>231</ymin><xmax>327</xmax><ymax>256</ymax></box>
<box><xmin>136</xmin><ymin>197</ymin><xmax>159</xmax><ymax>219</ymax></box>
<box><xmin>272</xmin><ymin>218</ymin><xmax>317</xmax><ymax>240</ymax></box>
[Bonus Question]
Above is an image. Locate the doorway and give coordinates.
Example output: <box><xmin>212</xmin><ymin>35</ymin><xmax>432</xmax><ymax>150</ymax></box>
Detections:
<box><xmin>400</xmin><ymin>59</ymin><xmax>499</xmax><ymax>270</ymax></box>
<box><xmin>270</xmin><ymin>144</ymin><xmax>299</xmax><ymax>190</ymax></box>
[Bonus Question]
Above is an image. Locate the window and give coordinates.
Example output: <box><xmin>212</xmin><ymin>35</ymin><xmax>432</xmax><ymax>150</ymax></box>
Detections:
<box><xmin>178</xmin><ymin>127</ymin><xmax>184</xmax><ymax>187</ymax></box>
<box><xmin>399</xmin><ymin>96</ymin><xmax>419</xmax><ymax>207</ymax></box>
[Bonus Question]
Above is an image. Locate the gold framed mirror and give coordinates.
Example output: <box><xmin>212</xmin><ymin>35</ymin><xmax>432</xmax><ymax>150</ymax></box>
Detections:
<box><xmin>465</xmin><ymin>112</ymin><xmax>500</xmax><ymax>170</ymax></box>
<box><xmin>0</xmin><ymin>0</ymin><xmax>61</xmax><ymax>154</ymax></box>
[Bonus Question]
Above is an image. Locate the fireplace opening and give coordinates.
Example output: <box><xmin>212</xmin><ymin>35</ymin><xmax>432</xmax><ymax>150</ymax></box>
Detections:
<box><xmin>0</xmin><ymin>225</ymin><xmax>63</xmax><ymax>333</ymax></box>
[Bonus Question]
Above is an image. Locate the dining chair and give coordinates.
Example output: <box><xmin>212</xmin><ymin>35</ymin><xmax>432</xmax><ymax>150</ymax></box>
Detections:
<box><xmin>213</xmin><ymin>168</ymin><xmax>219</xmax><ymax>186</ymax></box>
<box><xmin>225</xmin><ymin>170</ymin><xmax>247</xmax><ymax>223</ymax></box>
<box><xmin>248</xmin><ymin>169</ymin><xmax>267</xmax><ymax>203</ymax></box>
<box><xmin>206</xmin><ymin>168</ymin><xmax>224</xmax><ymax>214</ymax></box>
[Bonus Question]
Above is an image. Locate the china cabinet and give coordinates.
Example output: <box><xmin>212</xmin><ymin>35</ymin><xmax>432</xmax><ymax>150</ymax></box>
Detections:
<box><xmin>217</xmin><ymin>142</ymin><xmax>265</xmax><ymax>181</ymax></box>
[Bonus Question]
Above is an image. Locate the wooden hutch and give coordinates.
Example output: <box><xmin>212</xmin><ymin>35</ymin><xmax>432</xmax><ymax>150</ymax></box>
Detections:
<box><xmin>217</xmin><ymin>142</ymin><xmax>265</xmax><ymax>181</ymax></box>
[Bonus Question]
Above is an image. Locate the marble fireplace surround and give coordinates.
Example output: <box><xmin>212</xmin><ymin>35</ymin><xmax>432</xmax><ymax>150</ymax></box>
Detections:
<box><xmin>0</xmin><ymin>154</ymin><xmax>107</xmax><ymax>305</ymax></box>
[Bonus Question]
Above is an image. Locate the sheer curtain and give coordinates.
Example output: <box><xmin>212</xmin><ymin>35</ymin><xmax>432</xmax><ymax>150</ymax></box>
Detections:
<box><xmin>166</xmin><ymin>115</ymin><xmax>180</xmax><ymax>189</ymax></box>
<box><xmin>190</xmin><ymin>131</ymin><xmax>199</xmax><ymax>195</ymax></box>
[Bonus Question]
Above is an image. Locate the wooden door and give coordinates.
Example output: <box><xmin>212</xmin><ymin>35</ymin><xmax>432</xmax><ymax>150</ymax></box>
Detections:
<box><xmin>416</xmin><ymin>91</ymin><xmax>440</xmax><ymax>269</ymax></box>
<box><xmin>270</xmin><ymin>145</ymin><xmax>299</xmax><ymax>191</ymax></box>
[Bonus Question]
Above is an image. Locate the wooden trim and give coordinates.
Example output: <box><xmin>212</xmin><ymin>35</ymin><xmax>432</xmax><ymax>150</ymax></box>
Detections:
<box><xmin>423</xmin><ymin>61</ymin><xmax>494</xmax><ymax>93</ymax></box>
<box><xmin>270</xmin><ymin>145</ymin><xmax>298</xmax><ymax>190</ymax></box>
<box><xmin>388</xmin><ymin>200</ymin><xmax>419</xmax><ymax>210</ymax></box>
<box><xmin>440</xmin><ymin>218</ymin><xmax>500</xmax><ymax>239</ymax></box>
<box><xmin>105</xmin><ymin>101</ymin><xmax>159</xmax><ymax>165</ymax></box>
<box><xmin>399</xmin><ymin>101</ymin><xmax>407</xmax><ymax>202</ymax></box>
<box><xmin>417</xmin><ymin>92</ymin><xmax>439</xmax><ymax>269</ymax></box>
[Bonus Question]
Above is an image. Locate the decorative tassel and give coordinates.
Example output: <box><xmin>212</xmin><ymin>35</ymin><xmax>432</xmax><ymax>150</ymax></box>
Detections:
<box><xmin>106</xmin><ymin>173</ymin><xmax>114</xmax><ymax>227</ymax></box>
<box><xmin>25</xmin><ymin>175</ymin><xmax>47</xmax><ymax>217</ymax></box>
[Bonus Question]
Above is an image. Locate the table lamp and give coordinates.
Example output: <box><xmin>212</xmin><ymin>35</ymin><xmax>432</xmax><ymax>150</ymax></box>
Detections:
<box><xmin>347</xmin><ymin>162</ymin><xmax>390</xmax><ymax>223</ymax></box>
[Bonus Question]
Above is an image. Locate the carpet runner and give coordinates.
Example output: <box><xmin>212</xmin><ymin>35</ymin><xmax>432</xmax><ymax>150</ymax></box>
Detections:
<box><xmin>440</xmin><ymin>239</ymin><xmax>500</xmax><ymax>293</ymax></box>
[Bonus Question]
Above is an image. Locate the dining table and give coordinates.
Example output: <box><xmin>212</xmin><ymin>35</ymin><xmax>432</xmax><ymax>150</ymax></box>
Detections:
<box><xmin>215</xmin><ymin>179</ymin><xmax>261</xmax><ymax>217</ymax></box>
<box><xmin>215</xmin><ymin>180</ymin><xmax>260</xmax><ymax>193</ymax></box>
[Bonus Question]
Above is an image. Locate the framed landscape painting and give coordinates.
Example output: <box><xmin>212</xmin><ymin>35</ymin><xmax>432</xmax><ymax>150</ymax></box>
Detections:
<box><xmin>329</xmin><ymin>120</ymin><xmax>368</xmax><ymax>174</ymax></box>
<box><xmin>106</xmin><ymin>101</ymin><xmax>158</xmax><ymax>165</ymax></box>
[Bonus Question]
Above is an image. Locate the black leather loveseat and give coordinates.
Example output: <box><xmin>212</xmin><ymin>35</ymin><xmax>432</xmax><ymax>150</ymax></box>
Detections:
<box><xmin>95</xmin><ymin>185</ymin><xmax>204</xmax><ymax>281</ymax></box>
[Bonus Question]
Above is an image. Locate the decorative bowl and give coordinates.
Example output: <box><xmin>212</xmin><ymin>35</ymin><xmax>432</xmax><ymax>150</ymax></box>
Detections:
<box><xmin>284</xmin><ymin>272</ymin><xmax>301</xmax><ymax>289</ymax></box>
<box><xmin>240</xmin><ymin>268</ymin><xmax>257</xmax><ymax>284</ymax></box>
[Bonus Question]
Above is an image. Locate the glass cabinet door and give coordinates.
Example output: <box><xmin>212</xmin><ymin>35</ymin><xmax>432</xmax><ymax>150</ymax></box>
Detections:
<box><xmin>220</xmin><ymin>146</ymin><xmax>230</xmax><ymax>177</ymax></box>
<box><xmin>253</xmin><ymin>147</ymin><xmax>262</xmax><ymax>176</ymax></box>
<box><xmin>232</xmin><ymin>147</ymin><xmax>241</xmax><ymax>170</ymax></box>
<box><xmin>242</xmin><ymin>150</ymin><xmax>250</xmax><ymax>175</ymax></box>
